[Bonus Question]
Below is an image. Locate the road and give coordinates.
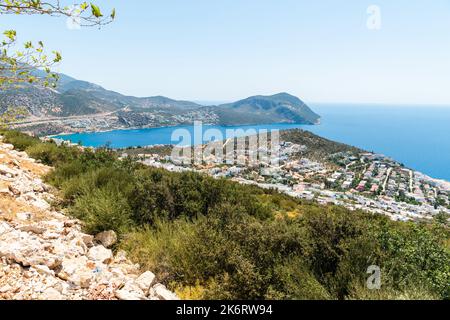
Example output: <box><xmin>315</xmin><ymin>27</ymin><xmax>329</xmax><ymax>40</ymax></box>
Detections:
<box><xmin>12</xmin><ymin>110</ymin><xmax>121</xmax><ymax>127</ymax></box>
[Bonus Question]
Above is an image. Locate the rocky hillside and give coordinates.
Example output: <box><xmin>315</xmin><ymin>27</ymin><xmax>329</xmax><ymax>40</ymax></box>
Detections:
<box><xmin>0</xmin><ymin>137</ymin><xmax>178</xmax><ymax>300</ymax></box>
<box><xmin>2</xmin><ymin>71</ymin><xmax>320</xmax><ymax>135</ymax></box>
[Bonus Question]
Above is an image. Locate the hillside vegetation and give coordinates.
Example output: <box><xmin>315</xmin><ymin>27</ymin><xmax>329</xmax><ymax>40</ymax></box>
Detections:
<box><xmin>2</xmin><ymin>130</ymin><xmax>449</xmax><ymax>300</ymax></box>
<box><xmin>281</xmin><ymin>129</ymin><xmax>362</xmax><ymax>161</ymax></box>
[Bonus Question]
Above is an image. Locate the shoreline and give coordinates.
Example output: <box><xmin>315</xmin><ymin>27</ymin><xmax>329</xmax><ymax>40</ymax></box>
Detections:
<box><xmin>46</xmin><ymin>124</ymin><xmax>449</xmax><ymax>184</ymax></box>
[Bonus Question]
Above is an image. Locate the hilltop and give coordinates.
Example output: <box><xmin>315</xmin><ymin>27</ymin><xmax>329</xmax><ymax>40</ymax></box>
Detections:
<box><xmin>214</xmin><ymin>93</ymin><xmax>320</xmax><ymax>125</ymax></box>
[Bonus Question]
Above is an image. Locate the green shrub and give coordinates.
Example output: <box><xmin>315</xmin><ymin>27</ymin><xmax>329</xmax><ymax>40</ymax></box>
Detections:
<box><xmin>25</xmin><ymin>142</ymin><xmax>78</xmax><ymax>166</ymax></box>
<box><xmin>120</xmin><ymin>218</ymin><xmax>199</xmax><ymax>284</ymax></box>
<box><xmin>69</xmin><ymin>188</ymin><xmax>134</xmax><ymax>234</ymax></box>
<box><xmin>2</xmin><ymin>130</ymin><xmax>40</xmax><ymax>151</ymax></box>
<box><xmin>61</xmin><ymin>166</ymin><xmax>135</xmax><ymax>205</ymax></box>
<box><xmin>267</xmin><ymin>258</ymin><xmax>332</xmax><ymax>300</ymax></box>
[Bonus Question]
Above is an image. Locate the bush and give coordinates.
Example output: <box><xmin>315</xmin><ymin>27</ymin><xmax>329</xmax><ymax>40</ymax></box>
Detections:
<box><xmin>26</xmin><ymin>142</ymin><xmax>79</xmax><ymax>166</ymax></box>
<box><xmin>69</xmin><ymin>188</ymin><xmax>134</xmax><ymax>234</ymax></box>
<box><xmin>2</xmin><ymin>130</ymin><xmax>40</xmax><ymax>151</ymax></box>
<box><xmin>60</xmin><ymin>166</ymin><xmax>135</xmax><ymax>205</ymax></box>
<box><xmin>120</xmin><ymin>218</ymin><xmax>199</xmax><ymax>283</ymax></box>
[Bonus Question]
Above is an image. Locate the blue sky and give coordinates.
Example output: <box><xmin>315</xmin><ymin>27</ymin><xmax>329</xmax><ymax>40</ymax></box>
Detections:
<box><xmin>3</xmin><ymin>0</ymin><xmax>450</xmax><ymax>104</ymax></box>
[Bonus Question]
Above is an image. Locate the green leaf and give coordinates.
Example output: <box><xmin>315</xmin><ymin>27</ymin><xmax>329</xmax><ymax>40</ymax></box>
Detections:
<box><xmin>91</xmin><ymin>3</ymin><xmax>103</xmax><ymax>18</ymax></box>
<box><xmin>3</xmin><ymin>30</ymin><xmax>17</xmax><ymax>41</ymax></box>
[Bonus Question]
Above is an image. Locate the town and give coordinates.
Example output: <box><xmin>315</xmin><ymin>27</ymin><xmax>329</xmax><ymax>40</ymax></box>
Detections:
<box><xmin>120</xmin><ymin>136</ymin><xmax>450</xmax><ymax>223</ymax></box>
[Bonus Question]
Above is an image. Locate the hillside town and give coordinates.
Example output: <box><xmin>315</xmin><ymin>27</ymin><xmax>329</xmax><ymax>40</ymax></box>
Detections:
<box><xmin>12</xmin><ymin>108</ymin><xmax>220</xmax><ymax>137</ymax></box>
<box><xmin>124</xmin><ymin>139</ymin><xmax>450</xmax><ymax>223</ymax></box>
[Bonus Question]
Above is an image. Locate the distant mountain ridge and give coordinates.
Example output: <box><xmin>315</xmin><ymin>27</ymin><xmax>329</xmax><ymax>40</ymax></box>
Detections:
<box><xmin>1</xmin><ymin>71</ymin><xmax>320</xmax><ymax>128</ymax></box>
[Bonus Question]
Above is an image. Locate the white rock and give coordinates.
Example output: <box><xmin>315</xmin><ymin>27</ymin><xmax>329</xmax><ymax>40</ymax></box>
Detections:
<box><xmin>113</xmin><ymin>250</ymin><xmax>128</xmax><ymax>263</ymax></box>
<box><xmin>41</xmin><ymin>287</ymin><xmax>63</xmax><ymax>300</ymax></box>
<box><xmin>0</xmin><ymin>164</ymin><xmax>18</xmax><ymax>177</ymax></box>
<box><xmin>88</xmin><ymin>246</ymin><xmax>113</xmax><ymax>264</ymax></box>
<box><xmin>0</xmin><ymin>222</ymin><xmax>13</xmax><ymax>236</ymax></box>
<box><xmin>0</xmin><ymin>188</ymin><xmax>11</xmax><ymax>196</ymax></box>
<box><xmin>58</xmin><ymin>256</ymin><xmax>93</xmax><ymax>289</ymax></box>
<box><xmin>115</xmin><ymin>282</ymin><xmax>146</xmax><ymax>300</ymax></box>
<box><xmin>151</xmin><ymin>284</ymin><xmax>179</xmax><ymax>300</ymax></box>
<box><xmin>0</xmin><ymin>232</ymin><xmax>61</xmax><ymax>269</ymax></box>
<box><xmin>135</xmin><ymin>271</ymin><xmax>156</xmax><ymax>294</ymax></box>
<box><xmin>16</xmin><ymin>212</ymin><xmax>33</xmax><ymax>221</ymax></box>
<box><xmin>31</xmin><ymin>265</ymin><xmax>55</xmax><ymax>277</ymax></box>
<box><xmin>43</xmin><ymin>220</ymin><xmax>65</xmax><ymax>233</ymax></box>
<box><xmin>0</xmin><ymin>284</ymin><xmax>13</xmax><ymax>293</ymax></box>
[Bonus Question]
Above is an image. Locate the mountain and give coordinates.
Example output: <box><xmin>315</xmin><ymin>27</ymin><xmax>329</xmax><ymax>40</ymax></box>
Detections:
<box><xmin>1</xmin><ymin>71</ymin><xmax>320</xmax><ymax>134</ymax></box>
<box><xmin>0</xmin><ymin>76</ymin><xmax>202</xmax><ymax>117</ymax></box>
<box><xmin>213</xmin><ymin>93</ymin><xmax>320</xmax><ymax>125</ymax></box>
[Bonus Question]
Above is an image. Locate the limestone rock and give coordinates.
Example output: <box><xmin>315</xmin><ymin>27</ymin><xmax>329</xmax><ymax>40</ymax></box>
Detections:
<box><xmin>16</xmin><ymin>212</ymin><xmax>33</xmax><ymax>221</ymax></box>
<box><xmin>94</xmin><ymin>230</ymin><xmax>117</xmax><ymax>248</ymax></box>
<box><xmin>151</xmin><ymin>284</ymin><xmax>179</xmax><ymax>300</ymax></box>
<box><xmin>115</xmin><ymin>282</ymin><xmax>146</xmax><ymax>300</ymax></box>
<box><xmin>57</xmin><ymin>256</ymin><xmax>93</xmax><ymax>288</ymax></box>
<box><xmin>81</xmin><ymin>234</ymin><xmax>94</xmax><ymax>247</ymax></box>
<box><xmin>88</xmin><ymin>246</ymin><xmax>113</xmax><ymax>264</ymax></box>
<box><xmin>41</xmin><ymin>287</ymin><xmax>63</xmax><ymax>300</ymax></box>
<box><xmin>135</xmin><ymin>271</ymin><xmax>156</xmax><ymax>294</ymax></box>
<box><xmin>0</xmin><ymin>164</ymin><xmax>18</xmax><ymax>177</ymax></box>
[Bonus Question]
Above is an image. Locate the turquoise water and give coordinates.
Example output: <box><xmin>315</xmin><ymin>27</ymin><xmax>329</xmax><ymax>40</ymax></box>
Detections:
<box><xmin>54</xmin><ymin>104</ymin><xmax>450</xmax><ymax>181</ymax></box>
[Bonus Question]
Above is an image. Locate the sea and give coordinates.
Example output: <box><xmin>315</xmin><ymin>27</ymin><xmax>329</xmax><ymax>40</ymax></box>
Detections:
<box><xmin>54</xmin><ymin>104</ymin><xmax>450</xmax><ymax>181</ymax></box>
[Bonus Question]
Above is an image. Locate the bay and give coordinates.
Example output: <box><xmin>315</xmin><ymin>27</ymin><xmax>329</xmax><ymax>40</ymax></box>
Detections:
<box><xmin>54</xmin><ymin>104</ymin><xmax>450</xmax><ymax>181</ymax></box>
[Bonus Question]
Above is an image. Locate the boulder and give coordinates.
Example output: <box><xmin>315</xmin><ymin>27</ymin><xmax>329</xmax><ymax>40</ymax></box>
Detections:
<box><xmin>0</xmin><ymin>188</ymin><xmax>11</xmax><ymax>196</ymax></box>
<box><xmin>115</xmin><ymin>282</ymin><xmax>146</xmax><ymax>300</ymax></box>
<box><xmin>57</xmin><ymin>256</ymin><xmax>93</xmax><ymax>289</ymax></box>
<box><xmin>81</xmin><ymin>234</ymin><xmax>94</xmax><ymax>247</ymax></box>
<box><xmin>94</xmin><ymin>230</ymin><xmax>117</xmax><ymax>248</ymax></box>
<box><xmin>88</xmin><ymin>246</ymin><xmax>113</xmax><ymax>264</ymax></box>
<box><xmin>0</xmin><ymin>231</ymin><xmax>61</xmax><ymax>269</ymax></box>
<box><xmin>135</xmin><ymin>271</ymin><xmax>156</xmax><ymax>294</ymax></box>
<box><xmin>151</xmin><ymin>284</ymin><xmax>179</xmax><ymax>300</ymax></box>
<box><xmin>0</xmin><ymin>222</ymin><xmax>13</xmax><ymax>236</ymax></box>
<box><xmin>31</xmin><ymin>265</ymin><xmax>55</xmax><ymax>277</ymax></box>
<box><xmin>16</xmin><ymin>212</ymin><xmax>34</xmax><ymax>221</ymax></box>
<box><xmin>113</xmin><ymin>250</ymin><xmax>128</xmax><ymax>263</ymax></box>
